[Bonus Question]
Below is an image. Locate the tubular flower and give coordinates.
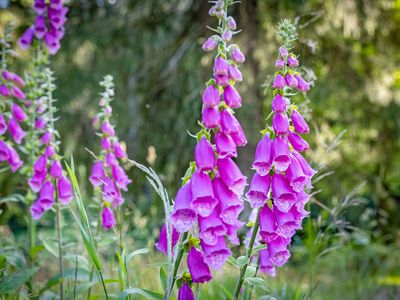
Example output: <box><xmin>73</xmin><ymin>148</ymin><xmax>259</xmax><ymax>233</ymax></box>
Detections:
<box><xmin>28</xmin><ymin>69</ymin><xmax>73</xmax><ymax>219</ymax></box>
<box><xmin>88</xmin><ymin>76</ymin><xmax>131</xmax><ymax>230</ymax></box>
<box><xmin>19</xmin><ymin>0</ymin><xmax>68</xmax><ymax>55</ymax></box>
<box><xmin>246</xmin><ymin>20</ymin><xmax>316</xmax><ymax>274</ymax></box>
<box><xmin>157</xmin><ymin>0</ymin><xmax>246</xmax><ymax>283</ymax></box>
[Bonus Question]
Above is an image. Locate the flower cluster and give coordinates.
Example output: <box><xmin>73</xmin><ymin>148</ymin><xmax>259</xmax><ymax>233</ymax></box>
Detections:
<box><xmin>19</xmin><ymin>0</ymin><xmax>68</xmax><ymax>55</ymax></box>
<box><xmin>0</xmin><ymin>69</ymin><xmax>26</xmax><ymax>172</ymax></box>
<box><xmin>89</xmin><ymin>75</ymin><xmax>131</xmax><ymax>230</ymax></box>
<box><xmin>246</xmin><ymin>21</ymin><xmax>316</xmax><ymax>274</ymax></box>
<box><xmin>157</xmin><ymin>0</ymin><xmax>247</xmax><ymax>296</ymax></box>
<box><xmin>29</xmin><ymin>68</ymin><xmax>73</xmax><ymax>219</ymax></box>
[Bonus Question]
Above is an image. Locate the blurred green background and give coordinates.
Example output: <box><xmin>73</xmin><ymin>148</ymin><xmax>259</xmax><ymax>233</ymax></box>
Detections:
<box><xmin>1</xmin><ymin>0</ymin><xmax>400</xmax><ymax>299</ymax></box>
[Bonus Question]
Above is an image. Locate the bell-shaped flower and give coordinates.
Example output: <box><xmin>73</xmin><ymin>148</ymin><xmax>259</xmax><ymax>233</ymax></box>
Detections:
<box><xmin>18</xmin><ymin>27</ymin><xmax>35</xmax><ymax>50</ymax></box>
<box><xmin>0</xmin><ymin>140</ymin><xmax>10</xmax><ymax>161</ymax></box>
<box><xmin>201</xmin><ymin>236</ymin><xmax>231</xmax><ymax>270</ymax></box>
<box><xmin>228</xmin><ymin>64</ymin><xmax>242</xmax><ymax>82</ymax></box>
<box><xmin>194</xmin><ymin>137</ymin><xmax>216</xmax><ymax>171</ymax></box>
<box><xmin>223</xmin><ymin>84</ymin><xmax>241</xmax><ymax>108</ymax></box>
<box><xmin>246</xmin><ymin>173</ymin><xmax>271</xmax><ymax>208</ymax></box>
<box><xmin>217</xmin><ymin>157</ymin><xmax>247</xmax><ymax>196</ymax></box>
<box><xmin>259</xmin><ymin>204</ymin><xmax>278</xmax><ymax>243</ymax></box>
<box><xmin>202</xmin><ymin>106</ymin><xmax>220</xmax><ymax>129</ymax></box>
<box><xmin>178</xmin><ymin>282</ymin><xmax>194</xmax><ymax>300</ymax></box>
<box><xmin>111</xmin><ymin>164</ymin><xmax>131</xmax><ymax>191</ymax></box>
<box><xmin>287</xmin><ymin>55</ymin><xmax>299</xmax><ymax>68</ymax></box>
<box><xmin>271</xmin><ymin>173</ymin><xmax>297</xmax><ymax>213</ymax></box>
<box><xmin>50</xmin><ymin>160</ymin><xmax>63</xmax><ymax>179</ymax></box>
<box><xmin>215</xmin><ymin>131</ymin><xmax>237</xmax><ymax>158</ymax></box>
<box><xmin>272</xmin><ymin>74</ymin><xmax>285</xmax><ymax>89</ymax></box>
<box><xmin>220</xmin><ymin>109</ymin><xmax>240</xmax><ymax>135</ymax></box>
<box><xmin>230</xmin><ymin>47</ymin><xmax>245</xmax><ymax>64</ymax></box>
<box><xmin>199</xmin><ymin>207</ymin><xmax>226</xmax><ymax>246</ymax></box>
<box><xmin>288</xmin><ymin>131</ymin><xmax>309</xmax><ymax>152</ymax></box>
<box><xmin>113</xmin><ymin>141</ymin><xmax>127</xmax><ymax>159</ymax></box>
<box><xmin>58</xmin><ymin>175</ymin><xmax>73</xmax><ymax>204</ymax></box>
<box><xmin>271</xmin><ymin>94</ymin><xmax>287</xmax><ymax>113</ymax></box>
<box><xmin>37</xmin><ymin>180</ymin><xmax>55</xmax><ymax>210</ymax></box>
<box><xmin>190</xmin><ymin>171</ymin><xmax>217</xmax><ymax>217</ymax></box>
<box><xmin>8</xmin><ymin>118</ymin><xmax>26</xmax><ymax>144</ymax></box>
<box><xmin>272</xmin><ymin>112</ymin><xmax>289</xmax><ymax>135</ymax></box>
<box><xmin>101</xmin><ymin>206</ymin><xmax>116</xmax><ymax>230</ymax></box>
<box><xmin>187</xmin><ymin>247</ymin><xmax>212</xmax><ymax>283</ymax></box>
<box><xmin>30</xmin><ymin>200</ymin><xmax>45</xmax><ymax>220</ymax></box>
<box><xmin>156</xmin><ymin>224</ymin><xmax>180</xmax><ymax>255</ymax></box>
<box><xmin>171</xmin><ymin>182</ymin><xmax>196</xmax><ymax>232</ymax></box>
<box><xmin>268</xmin><ymin>236</ymin><xmax>291</xmax><ymax>267</ymax></box>
<box><xmin>34</xmin><ymin>15</ymin><xmax>47</xmax><ymax>39</ymax></box>
<box><xmin>291</xmin><ymin>110</ymin><xmax>309</xmax><ymax>134</ymax></box>
<box><xmin>285</xmin><ymin>73</ymin><xmax>298</xmax><ymax>88</ymax></box>
<box><xmin>89</xmin><ymin>161</ymin><xmax>105</xmax><ymax>187</ymax></box>
<box><xmin>202</xmin><ymin>84</ymin><xmax>220</xmax><ymax>107</ymax></box>
<box><xmin>0</xmin><ymin>114</ymin><xmax>7</xmax><ymax>135</ymax></box>
<box><xmin>252</xmin><ymin>134</ymin><xmax>272</xmax><ymax>176</ymax></box>
<box><xmin>285</xmin><ymin>154</ymin><xmax>308</xmax><ymax>192</ymax></box>
<box><xmin>259</xmin><ymin>248</ymin><xmax>277</xmax><ymax>277</ymax></box>
<box><xmin>272</xmin><ymin>136</ymin><xmax>291</xmax><ymax>172</ymax></box>
<box><xmin>213</xmin><ymin>57</ymin><xmax>229</xmax><ymax>76</ymax></box>
<box><xmin>202</xmin><ymin>36</ymin><xmax>218</xmax><ymax>52</ymax></box>
<box><xmin>295</xmin><ymin>75</ymin><xmax>310</xmax><ymax>92</ymax></box>
<box><xmin>213</xmin><ymin>177</ymin><xmax>243</xmax><ymax>225</ymax></box>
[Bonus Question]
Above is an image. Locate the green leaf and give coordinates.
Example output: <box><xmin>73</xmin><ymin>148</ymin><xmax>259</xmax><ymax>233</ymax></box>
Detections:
<box><xmin>159</xmin><ymin>266</ymin><xmax>167</xmax><ymax>291</ymax></box>
<box><xmin>118</xmin><ymin>288</ymin><xmax>164</xmax><ymax>300</ymax></box>
<box><xmin>0</xmin><ymin>267</ymin><xmax>38</xmax><ymax>294</ymax></box>
<box><xmin>104</xmin><ymin>278</ymin><xmax>120</xmax><ymax>284</ymax></box>
<box><xmin>251</xmin><ymin>244</ymin><xmax>267</xmax><ymax>255</ymax></box>
<box><xmin>236</xmin><ymin>256</ymin><xmax>250</xmax><ymax>267</ymax></box>
<box><xmin>126</xmin><ymin>248</ymin><xmax>149</xmax><ymax>263</ymax></box>
<box><xmin>227</xmin><ymin>256</ymin><xmax>237</xmax><ymax>267</ymax></box>
<box><xmin>244</xmin><ymin>277</ymin><xmax>269</xmax><ymax>292</ymax></box>
<box><xmin>218</xmin><ymin>283</ymin><xmax>233</xmax><ymax>299</ymax></box>
<box><xmin>29</xmin><ymin>245</ymin><xmax>45</xmax><ymax>260</ymax></box>
<box><xmin>39</xmin><ymin>236</ymin><xmax>58</xmax><ymax>258</ymax></box>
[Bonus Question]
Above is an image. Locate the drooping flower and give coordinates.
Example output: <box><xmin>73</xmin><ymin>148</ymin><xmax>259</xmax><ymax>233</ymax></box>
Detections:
<box><xmin>101</xmin><ymin>206</ymin><xmax>116</xmax><ymax>230</ymax></box>
<box><xmin>178</xmin><ymin>282</ymin><xmax>194</xmax><ymax>300</ymax></box>
<box><xmin>156</xmin><ymin>224</ymin><xmax>180</xmax><ymax>255</ymax></box>
<box><xmin>187</xmin><ymin>246</ymin><xmax>212</xmax><ymax>283</ymax></box>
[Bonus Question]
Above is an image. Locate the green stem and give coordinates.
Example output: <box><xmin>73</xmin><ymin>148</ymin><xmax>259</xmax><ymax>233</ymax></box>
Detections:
<box><xmin>98</xmin><ymin>270</ymin><xmax>109</xmax><ymax>300</ymax></box>
<box><xmin>87</xmin><ymin>210</ymin><xmax>101</xmax><ymax>300</ymax></box>
<box><xmin>56</xmin><ymin>196</ymin><xmax>64</xmax><ymax>300</ymax></box>
<box><xmin>232</xmin><ymin>208</ymin><xmax>261</xmax><ymax>300</ymax></box>
<box><xmin>164</xmin><ymin>232</ymin><xmax>188</xmax><ymax>300</ymax></box>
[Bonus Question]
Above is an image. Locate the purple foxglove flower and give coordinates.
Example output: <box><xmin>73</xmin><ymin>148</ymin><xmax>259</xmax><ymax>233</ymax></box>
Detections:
<box><xmin>271</xmin><ymin>94</ymin><xmax>287</xmax><ymax>113</ymax></box>
<box><xmin>221</xmin><ymin>30</ymin><xmax>232</xmax><ymax>42</ymax></box>
<box><xmin>0</xmin><ymin>140</ymin><xmax>10</xmax><ymax>161</ymax></box>
<box><xmin>259</xmin><ymin>248</ymin><xmax>276</xmax><ymax>277</ymax></box>
<box><xmin>202</xmin><ymin>106</ymin><xmax>220</xmax><ymax>129</ymax></box>
<box><xmin>291</xmin><ymin>110</ymin><xmax>309</xmax><ymax>134</ymax></box>
<box><xmin>295</xmin><ymin>75</ymin><xmax>310</xmax><ymax>92</ymax></box>
<box><xmin>275</xmin><ymin>59</ymin><xmax>285</xmax><ymax>69</ymax></box>
<box><xmin>217</xmin><ymin>157</ymin><xmax>247</xmax><ymax>196</ymax></box>
<box><xmin>279</xmin><ymin>46</ymin><xmax>289</xmax><ymax>58</ymax></box>
<box><xmin>285</xmin><ymin>73</ymin><xmax>298</xmax><ymax>88</ymax></box>
<box><xmin>171</xmin><ymin>183</ymin><xmax>196</xmax><ymax>232</ymax></box>
<box><xmin>231</xmin><ymin>125</ymin><xmax>247</xmax><ymax>147</ymax></box>
<box><xmin>213</xmin><ymin>57</ymin><xmax>229</xmax><ymax>76</ymax></box>
<box><xmin>288</xmin><ymin>131</ymin><xmax>309</xmax><ymax>152</ymax></box>
<box><xmin>190</xmin><ymin>171</ymin><xmax>217</xmax><ymax>217</ymax></box>
<box><xmin>201</xmin><ymin>236</ymin><xmax>231</xmax><ymax>270</ymax></box>
<box><xmin>291</xmin><ymin>204</ymin><xmax>309</xmax><ymax>224</ymax></box>
<box><xmin>215</xmin><ymin>131</ymin><xmax>237</xmax><ymax>158</ymax></box>
<box><xmin>194</xmin><ymin>137</ymin><xmax>216</xmax><ymax>171</ymax></box>
<box><xmin>37</xmin><ymin>180</ymin><xmax>55</xmax><ymax>210</ymax></box>
<box><xmin>0</xmin><ymin>84</ymin><xmax>10</xmax><ymax>97</ymax></box>
<box><xmin>101</xmin><ymin>207</ymin><xmax>116</xmax><ymax>230</ymax></box>
<box><xmin>272</xmin><ymin>136</ymin><xmax>290</xmax><ymax>172</ymax></box>
<box><xmin>214</xmin><ymin>74</ymin><xmax>230</xmax><ymax>86</ymax></box>
<box><xmin>291</xmin><ymin>151</ymin><xmax>317</xmax><ymax>183</ymax></box>
<box><xmin>156</xmin><ymin>224</ymin><xmax>180</xmax><ymax>255</ymax></box>
<box><xmin>268</xmin><ymin>236</ymin><xmax>291</xmax><ymax>267</ymax></box>
<box><xmin>113</xmin><ymin>141</ymin><xmax>127</xmax><ymax>159</ymax></box>
<box><xmin>106</xmin><ymin>152</ymin><xmax>118</xmax><ymax>166</ymax></box>
<box><xmin>187</xmin><ymin>247</ymin><xmax>212</xmax><ymax>283</ymax></box>
<box><xmin>199</xmin><ymin>208</ymin><xmax>226</xmax><ymax>246</ymax></box>
<box><xmin>50</xmin><ymin>160</ymin><xmax>63</xmax><ymax>179</ymax></box>
<box><xmin>40</xmin><ymin>131</ymin><xmax>52</xmax><ymax>145</ymax></box>
<box><xmin>12</xmin><ymin>74</ymin><xmax>25</xmax><ymax>87</ymax></box>
<box><xmin>30</xmin><ymin>201</ymin><xmax>45</xmax><ymax>220</ymax></box>
<box><xmin>274</xmin><ymin>208</ymin><xmax>298</xmax><ymax>238</ymax></box>
<box><xmin>230</xmin><ymin>47</ymin><xmax>245</xmax><ymax>64</ymax></box>
<box><xmin>228</xmin><ymin>64</ymin><xmax>243</xmax><ymax>82</ymax></box>
<box><xmin>227</xmin><ymin>16</ymin><xmax>237</xmax><ymax>30</ymax></box>
<box><xmin>224</xmin><ymin>220</ymin><xmax>243</xmax><ymax>245</ymax></box>
<box><xmin>7</xmin><ymin>146</ymin><xmax>23</xmax><ymax>172</ymax></box>
<box><xmin>287</xmin><ymin>55</ymin><xmax>299</xmax><ymax>68</ymax></box>
<box><xmin>49</xmin><ymin>0</ymin><xmax>63</xmax><ymax>9</ymax></box>
<box><xmin>2</xmin><ymin>70</ymin><xmax>13</xmax><ymax>80</ymax></box>
<box><xmin>11</xmin><ymin>86</ymin><xmax>26</xmax><ymax>99</ymax></box>
<box><xmin>35</xmin><ymin>117</ymin><xmax>47</xmax><ymax>130</ymax></box>
<box><xmin>296</xmin><ymin>190</ymin><xmax>310</xmax><ymax>210</ymax></box>
<box><xmin>18</xmin><ymin>27</ymin><xmax>35</xmax><ymax>50</ymax></box>
<box><xmin>44</xmin><ymin>32</ymin><xmax>61</xmax><ymax>55</ymax></box>
<box><xmin>28</xmin><ymin>171</ymin><xmax>47</xmax><ymax>192</ymax></box>
<box><xmin>102</xmin><ymin>177</ymin><xmax>120</xmax><ymax>203</ymax></box>
<box><xmin>34</xmin><ymin>16</ymin><xmax>47</xmax><ymax>39</ymax></box>
<box><xmin>58</xmin><ymin>175</ymin><xmax>73</xmax><ymax>204</ymax></box>
<box><xmin>33</xmin><ymin>0</ymin><xmax>46</xmax><ymax>15</ymax></box>
<box><xmin>246</xmin><ymin>173</ymin><xmax>271</xmax><ymax>208</ymax></box>
<box><xmin>272</xmin><ymin>112</ymin><xmax>289</xmax><ymax>135</ymax></box>
<box><xmin>178</xmin><ymin>282</ymin><xmax>194</xmax><ymax>300</ymax></box>
<box><xmin>272</xmin><ymin>74</ymin><xmax>286</xmax><ymax>89</ymax></box>
<box><xmin>104</xmin><ymin>106</ymin><xmax>112</xmax><ymax>117</ymax></box>
<box><xmin>220</xmin><ymin>109</ymin><xmax>240</xmax><ymax>135</ymax></box>
<box><xmin>202</xmin><ymin>84</ymin><xmax>220</xmax><ymax>107</ymax></box>
<box><xmin>252</xmin><ymin>134</ymin><xmax>273</xmax><ymax>176</ymax></box>
<box><xmin>113</xmin><ymin>194</ymin><xmax>124</xmax><ymax>207</ymax></box>
<box><xmin>202</xmin><ymin>36</ymin><xmax>218</xmax><ymax>52</ymax></box>
<box><xmin>111</xmin><ymin>164</ymin><xmax>131</xmax><ymax>191</ymax></box>
<box><xmin>11</xmin><ymin>104</ymin><xmax>28</xmax><ymax>122</ymax></box>
<box><xmin>259</xmin><ymin>205</ymin><xmax>278</xmax><ymax>243</ymax></box>
<box><xmin>34</xmin><ymin>155</ymin><xmax>47</xmax><ymax>173</ymax></box>
<box><xmin>101</xmin><ymin>137</ymin><xmax>111</xmax><ymax>150</ymax></box>
<box><xmin>45</xmin><ymin>146</ymin><xmax>56</xmax><ymax>157</ymax></box>
<box><xmin>101</xmin><ymin>121</ymin><xmax>115</xmax><ymax>136</ymax></box>
<box><xmin>271</xmin><ymin>173</ymin><xmax>297</xmax><ymax>213</ymax></box>
<box><xmin>89</xmin><ymin>161</ymin><xmax>105</xmax><ymax>187</ymax></box>
<box><xmin>286</xmin><ymin>154</ymin><xmax>308</xmax><ymax>192</ymax></box>
<box><xmin>8</xmin><ymin>118</ymin><xmax>26</xmax><ymax>144</ymax></box>
<box><xmin>223</xmin><ymin>84</ymin><xmax>242</xmax><ymax>109</ymax></box>
<box><xmin>0</xmin><ymin>114</ymin><xmax>7</xmax><ymax>135</ymax></box>
<box><xmin>48</xmin><ymin>9</ymin><xmax>67</xmax><ymax>29</ymax></box>
<box><xmin>213</xmin><ymin>177</ymin><xmax>243</xmax><ymax>225</ymax></box>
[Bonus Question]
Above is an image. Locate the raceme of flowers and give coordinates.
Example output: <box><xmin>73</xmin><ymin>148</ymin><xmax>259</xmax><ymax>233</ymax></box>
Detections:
<box><xmin>246</xmin><ymin>39</ymin><xmax>316</xmax><ymax>275</ymax></box>
<box><xmin>29</xmin><ymin>69</ymin><xmax>73</xmax><ymax>219</ymax></box>
<box><xmin>156</xmin><ymin>0</ymin><xmax>247</xmax><ymax>296</ymax></box>
<box><xmin>19</xmin><ymin>0</ymin><xmax>68</xmax><ymax>55</ymax></box>
<box><xmin>89</xmin><ymin>75</ymin><xmax>131</xmax><ymax>230</ymax></box>
<box><xmin>0</xmin><ymin>69</ymin><xmax>26</xmax><ymax>172</ymax></box>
